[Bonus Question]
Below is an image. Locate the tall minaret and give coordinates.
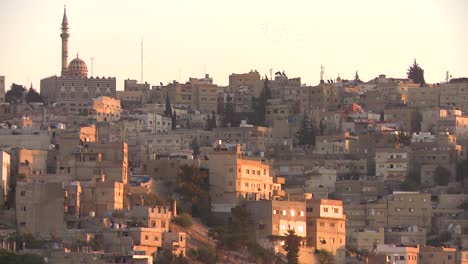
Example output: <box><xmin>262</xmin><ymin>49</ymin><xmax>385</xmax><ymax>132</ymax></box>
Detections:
<box><xmin>60</xmin><ymin>7</ymin><xmax>69</xmax><ymax>76</ymax></box>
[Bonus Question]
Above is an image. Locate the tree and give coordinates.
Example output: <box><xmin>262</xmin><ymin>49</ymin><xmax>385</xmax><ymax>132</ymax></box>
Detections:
<box><xmin>221</xmin><ymin>100</ymin><xmax>235</xmax><ymax>127</ymax></box>
<box><xmin>252</xmin><ymin>78</ymin><xmax>272</xmax><ymax>126</ymax></box>
<box><xmin>407</xmin><ymin>59</ymin><xmax>426</xmax><ymax>87</ymax></box>
<box><xmin>0</xmin><ymin>249</ymin><xmax>45</xmax><ymax>264</ymax></box>
<box><xmin>316</xmin><ymin>249</ymin><xmax>334</xmax><ymax>264</ymax></box>
<box><xmin>191</xmin><ymin>137</ymin><xmax>200</xmax><ymax>159</ymax></box>
<box><xmin>25</xmin><ymin>87</ymin><xmax>43</xmax><ymax>103</ymax></box>
<box><xmin>5</xmin><ymin>83</ymin><xmax>26</xmax><ymax>104</ymax></box>
<box><xmin>283</xmin><ymin>229</ymin><xmax>301</xmax><ymax>264</ymax></box>
<box><xmin>172</xmin><ymin>110</ymin><xmax>177</xmax><ymax>130</ymax></box>
<box><xmin>165</xmin><ymin>93</ymin><xmax>172</xmax><ymax>117</ymax></box>
<box><xmin>434</xmin><ymin>166</ymin><xmax>451</xmax><ymax>186</ymax></box>
<box><xmin>296</xmin><ymin>112</ymin><xmax>317</xmax><ymax>147</ymax></box>
<box><xmin>354</xmin><ymin>70</ymin><xmax>360</xmax><ymax>82</ymax></box>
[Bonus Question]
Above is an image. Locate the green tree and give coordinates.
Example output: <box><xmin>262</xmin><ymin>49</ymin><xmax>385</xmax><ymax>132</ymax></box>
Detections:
<box><xmin>165</xmin><ymin>93</ymin><xmax>172</xmax><ymax>117</ymax></box>
<box><xmin>354</xmin><ymin>70</ymin><xmax>360</xmax><ymax>82</ymax></box>
<box><xmin>176</xmin><ymin>165</ymin><xmax>210</xmax><ymax>218</ymax></box>
<box><xmin>252</xmin><ymin>78</ymin><xmax>272</xmax><ymax>126</ymax></box>
<box><xmin>0</xmin><ymin>249</ymin><xmax>45</xmax><ymax>264</ymax></box>
<box><xmin>221</xmin><ymin>100</ymin><xmax>235</xmax><ymax>127</ymax></box>
<box><xmin>283</xmin><ymin>229</ymin><xmax>301</xmax><ymax>264</ymax></box>
<box><xmin>191</xmin><ymin>137</ymin><xmax>200</xmax><ymax>159</ymax></box>
<box><xmin>172</xmin><ymin>213</ymin><xmax>193</xmax><ymax>228</ymax></box>
<box><xmin>25</xmin><ymin>87</ymin><xmax>43</xmax><ymax>103</ymax></box>
<box><xmin>434</xmin><ymin>166</ymin><xmax>450</xmax><ymax>186</ymax></box>
<box><xmin>5</xmin><ymin>83</ymin><xmax>26</xmax><ymax>104</ymax></box>
<box><xmin>172</xmin><ymin>110</ymin><xmax>177</xmax><ymax>130</ymax></box>
<box><xmin>296</xmin><ymin>112</ymin><xmax>317</xmax><ymax>146</ymax></box>
<box><xmin>407</xmin><ymin>59</ymin><xmax>426</xmax><ymax>87</ymax></box>
<box><xmin>316</xmin><ymin>249</ymin><xmax>334</xmax><ymax>264</ymax></box>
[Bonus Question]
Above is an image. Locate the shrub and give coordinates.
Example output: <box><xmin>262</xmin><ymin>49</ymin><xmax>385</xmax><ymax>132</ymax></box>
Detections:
<box><xmin>172</xmin><ymin>213</ymin><xmax>193</xmax><ymax>228</ymax></box>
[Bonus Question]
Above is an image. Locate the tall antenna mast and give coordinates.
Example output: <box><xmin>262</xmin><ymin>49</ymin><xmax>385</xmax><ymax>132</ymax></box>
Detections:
<box><xmin>90</xmin><ymin>57</ymin><xmax>94</xmax><ymax>76</ymax></box>
<box><xmin>141</xmin><ymin>38</ymin><xmax>144</xmax><ymax>83</ymax></box>
<box><xmin>320</xmin><ymin>65</ymin><xmax>325</xmax><ymax>82</ymax></box>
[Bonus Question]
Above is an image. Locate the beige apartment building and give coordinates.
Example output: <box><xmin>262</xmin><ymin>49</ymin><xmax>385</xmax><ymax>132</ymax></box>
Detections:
<box><xmin>346</xmin><ymin>227</ymin><xmax>384</xmax><ymax>251</ymax></box>
<box><xmin>212</xmin><ymin>125</ymin><xmax>272</xmax><ymax>153</ymax></box>
<box><xmin>419</xmin><ymin>246</ymin><xmax>458</xmax><ymax>264</ymax></box>
<box><xmin>208</xmin><ymin>145</ymin><xmax>284</xmax><ymax>213</ymax></box>
<box><xmin>79</xmin><ymin>181</ymin><xmax>124</xmax><ymax>218</ymax></box>
<box><xmin>375</xmin><ymin>148</ymin><xmax>409</xmax><ymax>182</ymax></box>
<box><xmin>406</xmin><ymin>86</ymin><xmax>440</xmax><ymax>109</ymax></box>
<box><xmin>247</xmin><ymin>200</ymin><xmax>307</xmax><ymax>248</ymax></box>
<box><xmin>16</xmin><ymin>181</ymin><xmax>66</xmax><ymax>239</ymax></box>
<box><xmin>386</xmin><ymin>192</ymin><xmax>432</xmax><ymax>230</ymax></box>
<box><xmin>90</xmin><ymin>96</ymin><xmax>122</xmax><ymax>122</ymax></box>
<box><xmin>439</xmin><ymin>81</ymin><xmax>468</xmax><ymax>113</ymax></box>
<box><xmin>371</xmin><ymin>244</ymin><xmax>419</xmax><ymax>264</ymax></box>
<box><xmin>306</xmin><ymin>199</ymin><xmax>346</xmax><ymax>255</ymax></box>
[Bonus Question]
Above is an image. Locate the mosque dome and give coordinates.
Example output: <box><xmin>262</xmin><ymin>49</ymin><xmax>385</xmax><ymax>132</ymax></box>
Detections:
<box><xmin>67</xmin><ymin>55</ymin><xmax>88</xmax><ymax>78</ymax></box>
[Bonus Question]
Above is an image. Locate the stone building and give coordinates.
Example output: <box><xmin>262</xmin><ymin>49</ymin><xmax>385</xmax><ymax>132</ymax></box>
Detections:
<box><xmin>306</xmin><ymin>199</ymin><xmax>346</xmax><ymax>255</ymax></box>
<box><xmin>208</xmin><ymin>145</ymin><xmax>284</xmax><ymax>213</ymax></box>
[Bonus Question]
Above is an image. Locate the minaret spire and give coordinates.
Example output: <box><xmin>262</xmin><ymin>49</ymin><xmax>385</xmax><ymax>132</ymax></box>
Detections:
<box><xmin>60</xmin><ymin>6</ymin><xmax>70</xmax><ymax>76</ymax></box>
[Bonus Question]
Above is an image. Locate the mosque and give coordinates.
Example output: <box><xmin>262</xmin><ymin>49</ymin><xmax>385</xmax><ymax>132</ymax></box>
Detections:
<box><xmin>40</xmin><ymin>8</ymin><xmax>116</xmax><ymax>106</ymax></box>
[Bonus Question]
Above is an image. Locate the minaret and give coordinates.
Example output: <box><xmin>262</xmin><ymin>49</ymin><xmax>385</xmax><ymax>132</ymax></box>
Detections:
<box><xmin>60</xmin><ymin>7</ymin><xmax>69</xmax><ymax>76</ymax></box>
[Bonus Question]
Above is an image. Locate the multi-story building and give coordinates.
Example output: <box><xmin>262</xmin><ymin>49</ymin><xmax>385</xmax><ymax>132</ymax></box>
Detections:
<box><xmin>79</xmin><ymin>181</ymin><xmax>124</xmax><ymax>218</ymax></box>
<box><xmin>346</xmin><ymin>227</ymin><xmax>384</xmax><ymax>251</ymax></box>
<box><xmin>247</xmin><ymin>200</ymin><xmax>307</xmax><ymax>248</ymax></box>
<box><xmin>439</xmin><ymin>79</ymin><xmax>468</xmax><ymax>113</ymax></box>
<box><xmin>16</xmin><ymin>181</ymin><xmax>66</xmax><ymax>239</ymax></box>
<box><xmin>208</xmin><ymin>145</ymin><xmax>284</xmax><ymax>213</ymax></box>
<box><xmin>419</xmin><ymin>246</ymin><xmax>458</xmax><ymax>264</ymax></box>
<box><xmin>375</xmin><ymin>148</ymin><xmax>409</xmax><ymax>182</ymax></box>
<box><xmin>0</xmin><ymin>150</ymin><xmax>10</xmax><ymax>204</ymax></box>
<box><xmin>334</xmin><ymin>179</ymin><xmax>384</xmax><ymax>204</ymax></box>
<box><xmin>406</xmin><ymin>86</ymin><xmax>440</xmax><ymax>109</ymax></box>
<box><xmin>306</xmin><ymin>199</ymin><xmax>346</xmax><ymax>255</ymax></box>
<box><xmin>192</xmin><ymin>74</ymin><xmax>221</xmax><ymax>113</ymax></box>
<box><xmin>371</xmin><ymin>244</ymin><xmax>419</xmax><ymax>264</ymax></box>
<box><xmin>0</xmin><ymin>76</ymin><xmax>5</xmax><ymax>103</ymax></box>
<box><xmin>213</xmin><ymin>125</ymin><xmax>272</xmax><ymax>153</ymax></box>
<box><xmin>386</xmin><ymin>192</ymin><xmax>432</xmax><ymax>230</ymax></box>
<box><xmin>89</xmin><ymin>96</ymin><xmax>121</xmax><ymax>122</ymax></box>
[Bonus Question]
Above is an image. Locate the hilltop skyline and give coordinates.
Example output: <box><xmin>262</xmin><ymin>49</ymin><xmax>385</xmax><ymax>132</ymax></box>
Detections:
<box><xmin>0</xmin><ymin>0</ymin><xmax>466</xmax><ymax>90</ymax></box>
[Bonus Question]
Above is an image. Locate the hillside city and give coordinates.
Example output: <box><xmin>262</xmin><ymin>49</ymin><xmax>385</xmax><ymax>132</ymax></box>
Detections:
<box><xmin>0</xmin><ymin>7</ymin><xmax>467</xmax><ymax>264</ymax></box>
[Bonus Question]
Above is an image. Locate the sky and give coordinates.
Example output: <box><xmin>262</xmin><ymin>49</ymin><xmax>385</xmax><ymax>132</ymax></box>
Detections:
<box><xmin>0</xmin><ymin>0</ymin><xmax>466</xmax><ymax>91</ymax></box>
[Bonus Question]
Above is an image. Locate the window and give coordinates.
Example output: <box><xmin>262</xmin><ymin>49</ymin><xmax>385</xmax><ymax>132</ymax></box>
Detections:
<box><xmin>273</xmin><ymin>225</ymin><xmax>278</xmax><ymax>230</ymax></box>
<box><xmin>291</xmin><ymin>210</ymin><xmax>295</xmax><ymax>216</ymax></box>
<box><xmin>323</xmin><ymin>207</ymin><xmax>329</xmax><ymax>213</ymax></box>
<box><xmin>280</xmin><ymin>225</ymin><xmax>286</xmax><ymax>230</ymax></box>
<box><xmin>306</xmin><ymin>207</ymin><xmax>313</xmax><ymax>212</ymax></box>
<box><xmin>330</xmin><ymin>223</ymin><xmax>335</xmax><ymax>228</ymax></box>
<box><xmin>20</xmin><ymin>191</ymin><xmax>26</xmax><ymax>196</ymax></box>
<box><xmin>334</xmin><ymin>208</ymin><xmax>339</xmax><ymax>213</ymax></box>
<box><xmin>298</xmin><ymin>226</ymin><xmax>304</xmax><ymax>232</ymax></box>
<box><xmin>299</xmin><ymin>211</ymin><xmax>305</xmax><ymax>216</ymax></box>
<box><xmin>319</xmin><ymin>222</ymin><xmax>324</xmax><ymax>227</ymax></box>
<box><xmin>145</xmin><ymin>235</ymin><xmax>149</xmax><ymax>240</ymax></box>
<box><xmin>282</xmin><ymin>210</ymin><xmax>287</xmax><ymax>215</ymax></box>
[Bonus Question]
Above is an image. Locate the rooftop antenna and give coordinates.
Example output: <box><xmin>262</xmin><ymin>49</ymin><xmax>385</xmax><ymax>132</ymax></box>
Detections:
<box><xmin>446</xmin><ymin>71</ymin><xmax>449</xmax><ymax>82</ymax></box>
<box><xmin>140</xmin><ymin>38</ymin><xmax>144</xmax><ymax>83</ymax></box>
<box><xmin>90</xmin><ymin>57</ymin><xmax>94</xmax><ymax>76</ymax></box>
<box><xmin>320</xmin><ymin>65</ymin><xmax>325</xmax><ymax>81</ymax></box>
<box><xmin>269</xmin><ymin>68</ymin><xmax>273</xmax><ymax>80</ymax></box>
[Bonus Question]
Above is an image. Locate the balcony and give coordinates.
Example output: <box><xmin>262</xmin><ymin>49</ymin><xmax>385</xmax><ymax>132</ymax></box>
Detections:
<box><xmin>273</xmin><ymin>177</ymin><xmax>286</xmax><ymax>185</ymax></box>
<box><xmin>273</xmin><ymin>190</ymin><xmax>286</xmax><ymax>197</ymax></box>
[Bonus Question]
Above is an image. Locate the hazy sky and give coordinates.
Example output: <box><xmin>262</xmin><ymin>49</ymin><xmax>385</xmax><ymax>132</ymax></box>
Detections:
<box><xmin>0</xmin><ymin>0</ymin><xmax>466</xmax><ymax>90</ymax></box>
